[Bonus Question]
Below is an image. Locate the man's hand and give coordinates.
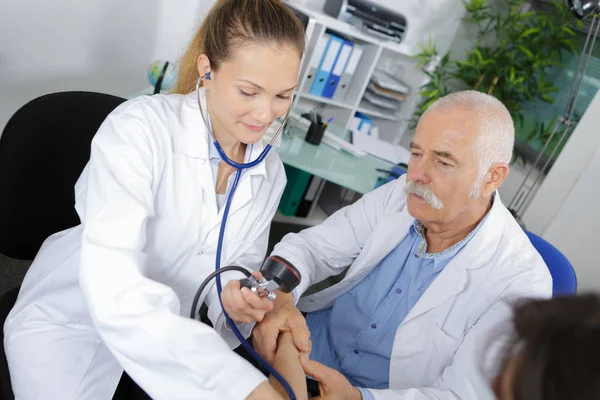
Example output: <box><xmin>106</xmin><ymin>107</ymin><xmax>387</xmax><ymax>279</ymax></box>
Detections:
<box><xmin>221</xmin><ymin>272</ymin><xmax>274</xmax><ymax>323</ymax></box>
<box><xmin>252</xmin><ymin>291</ymin><xmax>311</xmax><ymax>364</ymax></box>
<box><xmin>301</xmin><ymin>359</ymin><xmax>362</xmax><ymax>400</ymax></box>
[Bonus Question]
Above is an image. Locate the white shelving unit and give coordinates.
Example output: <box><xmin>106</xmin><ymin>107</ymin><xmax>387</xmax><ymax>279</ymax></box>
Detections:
<box><xmin>286</xmin><ymin>1</ymin><xmax>427</xmax><ymax>145</ymax></box>
<box><xmin>296</xmin><ymin>93</ymin><xmax>353</xmax><ymax>110</ymax></box>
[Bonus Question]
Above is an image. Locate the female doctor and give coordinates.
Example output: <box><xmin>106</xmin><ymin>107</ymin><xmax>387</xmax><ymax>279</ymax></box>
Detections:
<box><xmin>3</xmin><ymin>0</ymin><xmax>306</xmax><ymax>399</ymax></box>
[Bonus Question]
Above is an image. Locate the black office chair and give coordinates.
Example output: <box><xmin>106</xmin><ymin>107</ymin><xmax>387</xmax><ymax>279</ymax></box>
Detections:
<box><xmin>0</xmin><ymin>91</ymin><xmax>127</xmax><ymax>399</ymax></box>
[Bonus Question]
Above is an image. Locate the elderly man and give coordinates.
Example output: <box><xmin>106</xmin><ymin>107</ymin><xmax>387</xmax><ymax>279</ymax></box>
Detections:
<box><xmin>253</xmin><ymin>90</ymin><xmax>552</xmax><ymax>399</ymax></box>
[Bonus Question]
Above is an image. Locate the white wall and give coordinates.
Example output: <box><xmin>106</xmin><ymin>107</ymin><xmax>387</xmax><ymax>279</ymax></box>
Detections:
<box><xmin>522</xmin><ymin>90</ymin><xmax>600</xmax><ymax>291</ymax></box>
<box><xmin>1</xmin><ymin>0</ymin><xmax>468</xmax><ymax>134</ymax></box>
<box><xmin>524</xmin><ymin>90</ymin><xmax>600</xmax><ymax>235</ymax></box>
<box><xmin>291</xmin><ymin>0</ymin><xmax>467</xmax><ymax>56</ymax></box>
<box><xmin>541</xmin><ymin>144</ymin><xmax>600</xmax><ymax>292</ymax></box>
<box><xmin>0</xmin><ymin>0</ymin><xmax>214</xmax><ymax>135</ymax></box>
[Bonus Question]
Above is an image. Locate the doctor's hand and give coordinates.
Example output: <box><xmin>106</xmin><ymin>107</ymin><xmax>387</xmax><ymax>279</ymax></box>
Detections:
<box><xmin>301</xmin><ymin>359</ymin><xmax>362</xmax><ymax>400</ymax></box>
<box><xmin>252</xmin><ymin>291</ymin><xmax>311</xmax><ymax>365</ymax></box>
<box><xmin>221</xmin><ymin>272</ymin><xmax>274</xmax><ymax>324</ymax></box>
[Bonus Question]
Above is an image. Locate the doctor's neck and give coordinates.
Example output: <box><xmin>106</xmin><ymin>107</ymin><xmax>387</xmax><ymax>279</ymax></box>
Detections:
<box><xmin>208</xmin><ymin>109</ymin><xmax>246</xmax><ymax>162</ymax></box>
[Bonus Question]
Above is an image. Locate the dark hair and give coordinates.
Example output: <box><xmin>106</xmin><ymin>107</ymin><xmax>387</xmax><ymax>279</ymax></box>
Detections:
<box><xmin>174</xmin><ymin>0</ymin><xmax>305</xmax><ymax>94</ymax></box>
<box><xmin>509</xmin><ymin>294</ymin><xmax>600</xmax><ymax>400</ymax></box>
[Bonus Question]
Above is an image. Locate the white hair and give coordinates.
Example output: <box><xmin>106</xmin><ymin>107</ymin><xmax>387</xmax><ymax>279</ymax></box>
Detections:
<box><xmin>422</xmin><ymin>90</ymin><xmax>515</xmax><ymax>197</ymax></box>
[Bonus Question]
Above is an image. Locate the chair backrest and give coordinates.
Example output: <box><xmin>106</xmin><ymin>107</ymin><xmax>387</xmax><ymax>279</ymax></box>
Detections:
<box><xmin>0</xmin><ymin>286</ymin><xmax>20</xmax><ymax>400</ymax></box>
<box><xmin>0</xmin><ymin>92</ymin><xmax>126</xmax><ymax>260</ymax></box>
<box><xmin>525</xmin><ymin>230</ymin><xmax>577</xmax><ymax>296</ymax></box>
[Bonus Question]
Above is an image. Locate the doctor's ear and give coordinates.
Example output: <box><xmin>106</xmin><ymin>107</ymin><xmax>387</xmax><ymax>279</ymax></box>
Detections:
<box><xmin>197</xmin><ymin>54</ymin><xmax>213</xmax><ymax>88</ymax></box>
<box><xmin>482</xmin><ymin>162</ymin><xmax>509</xmax><ymax>198</ymax></box>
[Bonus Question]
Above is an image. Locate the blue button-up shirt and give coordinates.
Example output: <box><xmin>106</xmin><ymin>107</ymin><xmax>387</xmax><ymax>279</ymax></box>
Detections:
<box><xmin>306</xmin><ymin>213</ymin><xmax>488</xmax><ymax>399</ymax></box>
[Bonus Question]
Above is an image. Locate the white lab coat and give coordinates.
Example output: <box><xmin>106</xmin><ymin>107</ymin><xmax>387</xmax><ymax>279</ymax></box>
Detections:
<box><xmin>4</xmin><ymin>92</ymin><xmax>287</xmax><ymax>400</ymax></box>
<box><xmin>273</xmin><ymin>175</ymin><xmax>552</xmax><ymax>399</ymax></box>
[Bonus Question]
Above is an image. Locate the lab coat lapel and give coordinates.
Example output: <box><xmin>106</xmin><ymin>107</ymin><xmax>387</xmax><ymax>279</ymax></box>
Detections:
<box><xmin>402</xmin><ymin>264</ymin><xmax>468</xmax><ymax>325</ymax></box>
<box><xmin>176</xmin><ymin>95</ymin><xmax>219</xmax><ymax>213</ymax></box>
<box><xmin>401</xmin><ymin>193</ymin><xmax>508</xmax><ymax>325</ymax></box>
<box><xmin>345</xmin><ymin>203</ymin><xmax>414</xmax><ymax>283</ymax></box>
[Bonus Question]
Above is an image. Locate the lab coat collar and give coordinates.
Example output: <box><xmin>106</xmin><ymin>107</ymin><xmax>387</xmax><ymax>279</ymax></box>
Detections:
<box><xmin>412</xmin><ymin>193</ymin><xmax>495</xmax><ymax>269</ymax></box>
<box><xmin>394</xmin><ymin>190</ymin><xmax>504</xmax><ymax>271</ymax></box>
<box><xmin>401</xmin><ymin>191</ymin><xmax>508</xmax><ymax>324</ymax></box>
<box><xmin>447</xmin><ymin>191</ymin><xmax>505</xmax><ymax>270</ymax></box>
<box><xmin>174</xmin><ymin>90</ymin><xmax>269</xmax><ymax>237</ymax></box>
<box><xmin>177</xmin><ymin>90</ymin><xmax>267</xmax><ymax>179</ymax></box>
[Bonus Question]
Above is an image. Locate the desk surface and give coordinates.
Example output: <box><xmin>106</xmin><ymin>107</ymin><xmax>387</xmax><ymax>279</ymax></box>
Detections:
<box><xmin>276</xmin><ymin>126</ymin><xmax>395</xmax><ymax>195</ymax></box>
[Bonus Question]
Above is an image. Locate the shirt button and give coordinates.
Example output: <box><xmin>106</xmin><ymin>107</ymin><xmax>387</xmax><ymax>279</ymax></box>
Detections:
<box><xmin>197</xmin><ymin>250</ymin><xmax>204</xmax><ymax>256</ymax></box>
<box><xmin>396</xmin><ymin>288</ymin><xmax>402</xmax><ymax>294</ymax></box>
<box><xmin>353</xmin><ymin>349</ymin><xmax>359</xmax><ymax>354</ymax></box>
<box><xmin>371</xmin><ymin>324</ymin><xmax>377</xmax><ymax>329</ymax></box>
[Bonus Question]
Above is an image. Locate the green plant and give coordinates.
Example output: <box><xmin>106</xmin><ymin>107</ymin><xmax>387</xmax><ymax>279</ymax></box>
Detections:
<box><xmin>411</xmin><ymin>0</ymin><xmax>582</xmax><ymax>162</ymax></box>
<box><xmin>526</xmin><ymin>115</ymin><xmax>572</xmax><ymax>156</ymax></box>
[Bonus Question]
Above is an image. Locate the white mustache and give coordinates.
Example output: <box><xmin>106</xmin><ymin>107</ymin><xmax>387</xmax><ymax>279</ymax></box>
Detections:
<box><xmin>404</xmin><ymin>181</ymin><xmax>444</xmax><ymax>210</ymax></box>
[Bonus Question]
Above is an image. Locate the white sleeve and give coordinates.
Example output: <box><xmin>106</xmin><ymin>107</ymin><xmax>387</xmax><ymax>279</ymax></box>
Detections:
<box><xmin>271</xmin><ymin>181</ymin><xmax>396</xmax><ymax>297</ymax></box>
<box><xmin>78</xmin><ymin>105</ymin><xmax>266</xmax><ymax>400</ymax></box>
<box><xmin>365</xmin><ymin>274</ymin><xmax>552</xmax><ymax>400</ymax></box>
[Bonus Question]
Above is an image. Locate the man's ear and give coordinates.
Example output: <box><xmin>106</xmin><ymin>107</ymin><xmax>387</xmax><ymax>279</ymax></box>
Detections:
<box><xmin>482</xmin><ymin>162</ymin><xmax>509</xmax><ymax>197</ymax></box>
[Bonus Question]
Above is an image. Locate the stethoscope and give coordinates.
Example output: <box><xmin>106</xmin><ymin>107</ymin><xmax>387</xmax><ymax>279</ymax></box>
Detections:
<box><xmin>192</xmin><ymin>74</ymin><xmax>297</xmax><ymax>399</ymax></box>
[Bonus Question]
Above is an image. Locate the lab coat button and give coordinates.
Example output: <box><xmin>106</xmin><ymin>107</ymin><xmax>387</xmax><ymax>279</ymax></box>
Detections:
<box><xmin>197</xmin><ymin>250</ymin><xmax>204</xmax><ymax>256</ymax></box>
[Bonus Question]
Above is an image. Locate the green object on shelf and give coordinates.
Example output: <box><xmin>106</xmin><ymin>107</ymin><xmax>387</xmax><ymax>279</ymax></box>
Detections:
<box><xmin>278</xmin><ymin>164</ymin><xmax>313</xmax><ymax>216</ymax></box>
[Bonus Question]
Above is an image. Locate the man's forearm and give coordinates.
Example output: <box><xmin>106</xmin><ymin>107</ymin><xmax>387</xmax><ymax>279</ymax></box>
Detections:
<box><xmin>269</xmin><ymin>332</ymin><xmax>308</xmax><ymax>400</ymax></box>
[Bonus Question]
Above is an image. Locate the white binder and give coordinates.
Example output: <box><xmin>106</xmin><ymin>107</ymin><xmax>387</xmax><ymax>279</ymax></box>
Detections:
<box><xmin>332</xmin><ymin>44</ymin><xmax>363</xmax><ymax>102</ymax></box>
<box><xmin>301</xmin><ymin>33</ymin><xmax>330</xmax><ymax>93</ymax></box>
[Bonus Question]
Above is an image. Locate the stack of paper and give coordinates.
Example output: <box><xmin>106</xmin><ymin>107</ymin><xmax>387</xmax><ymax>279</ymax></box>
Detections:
<box><xmin>370</xmin><ymin>70</ymin><xmax>410</xmax><ymax>93</ymax></box>
<box><xmin>363</xmin><ymin>70</ymin><xmax>410</xmax><ymax>112</ymax></box>
<box><xmin>351</xmin><ymin>130</ymin><xmax>411</xmax><ymax>165</ymax></box>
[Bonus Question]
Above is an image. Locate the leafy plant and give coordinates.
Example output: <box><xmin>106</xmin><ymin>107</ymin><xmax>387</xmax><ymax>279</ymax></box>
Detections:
<box><xmin>411</xmin><ymin>0</ymin><xmax>582</xmax><ymax>162</ymax></box>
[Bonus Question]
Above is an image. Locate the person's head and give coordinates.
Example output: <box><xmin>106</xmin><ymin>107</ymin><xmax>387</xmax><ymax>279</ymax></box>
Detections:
<box><xmin>493</xmin><ymin>294</ymin><xmax>600</xmax><ymax>400</ymax></box>
<box><xmin>404</xmin><ymin>90</ymin><xmax>514</xmax><ymax>226</ymax></box>
<box><xmin>174</xmin><ymin>0</ymin><xmax>305</xmax><ymax>145</ymax></box>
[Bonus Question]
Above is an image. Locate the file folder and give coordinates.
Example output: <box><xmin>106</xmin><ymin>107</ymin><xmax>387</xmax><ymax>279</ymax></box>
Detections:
<box><xmin>354</xmin><ymin>112</ymin><xmax>373</xmax><ymax>135</ymax></box>
<box><xmin>350</xmin><ymin>115</ymin><xmax>362</xmax><ymax>132</ymax></box>
<box><xmin>309</xmin><ymin>34</ymin><xmax>343</xmax><ymax>97</ymax></box>
<box><xmin>302</xmin><ymin>33</ymin><xmax>330</xmax><ymax>94</ymax></box>
<box><xmin>323</xmin><ymin>39</ymin><xmax>353</xmax><ymax>99</ymax></box>
<box><xmin>278</xmin><ymin>165</ymin><xmax>313</xmax><ymax>216</ymax></box>
<box><xmin>333</xmin><ymin>45</ymin><xmax>364</xmax><ymax>102</ymax></box>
